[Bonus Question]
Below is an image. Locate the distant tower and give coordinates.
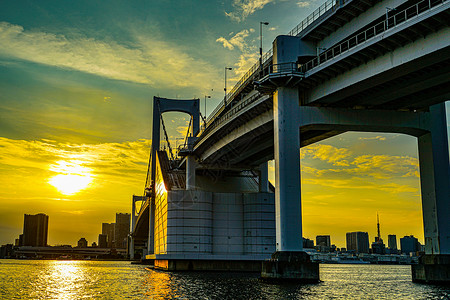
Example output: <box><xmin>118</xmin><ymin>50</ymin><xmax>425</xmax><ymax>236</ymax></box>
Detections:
<box><xmin>346</xmin><ymin>232</ymin><xmax>369</xmax><ymax>253</ymax></box>
<box><xmin>376</xmin><ymin>213</ymin><xmax>382</xmax><ymax>243</ymax></box>
<box><xmin>114</xmin><ymin>213</ymin><xmax>131</xmax><ymax>249</ymax></box>
<box><xmin>23</xmin><ymin>213</ymin><xmax>49</xmax><ymax>247</ymax></box>
<box><xmin>372</xmin><ymin>213</ymin><xmax>386</xmax><ymax>254</ymax></box>
<box><xmin>98</xmin><ymin>234</ymin><xmax>108</xmax><ymax>248</ymax></box>
<box><xmin>77</xmin><ymin>238</ymin><xmax>88</xmax><ymax>248</ymax></box>
<box><xmin>388</xmin><ymin>235</ymin><xmax>397</xmax><ymax>250</ymax></box>
<box><xmin>102</xmin><ymin>223</ymin><xmax>115</xmax><ymax>248</ymax></box>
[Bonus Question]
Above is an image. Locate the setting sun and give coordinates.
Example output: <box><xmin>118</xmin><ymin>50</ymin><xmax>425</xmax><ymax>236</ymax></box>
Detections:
<box><xmin>48</xmin><ymin>160</ymin><xmax>94</xmax><ymax>195</ymax></box>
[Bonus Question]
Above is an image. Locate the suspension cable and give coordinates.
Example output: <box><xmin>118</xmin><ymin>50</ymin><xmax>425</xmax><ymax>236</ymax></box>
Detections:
<box><xmin>183</xmin><ymin>116</ymin><xmax>192</xmax><ymax>148</ymax></box>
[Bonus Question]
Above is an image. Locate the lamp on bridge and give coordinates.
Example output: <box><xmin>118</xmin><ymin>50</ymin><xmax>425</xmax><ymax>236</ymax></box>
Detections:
<box><xmin>204</xmin><ymin>95</ymin><xmax>211</xmax><ymax>128</ymax></box>
<box><xmin>260</xmin><ymin>21</ymin><xmax>269</xmax><ymax>77</ymax></box>
<box><xmin>385</xmin><ymin>7</ymin><xmax>397</xmax><ymax>29</ymax></box>
<box><xmin>224</xmin><ymin>67</ymin><xmax>232</xmax><ymax>106</ymax></box>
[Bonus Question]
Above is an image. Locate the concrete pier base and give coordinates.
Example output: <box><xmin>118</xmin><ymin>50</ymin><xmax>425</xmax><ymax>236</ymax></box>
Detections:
<box><xmin>412</xmin><ymin>255</ymin><xmax>450</xmax><ymax>284</ymax></box>
<box><xmin>154</xmin><ymin>259</ymin><xmax>262</xmax><ymax>271</ymax></box>
<box><xmin>261</xmin><ymin>251</ymin><xmax>320</xmax><ymax>282</ymax></box>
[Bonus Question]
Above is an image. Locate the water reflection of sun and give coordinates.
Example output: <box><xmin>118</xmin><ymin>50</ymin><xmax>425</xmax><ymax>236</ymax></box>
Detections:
<box><xmin>48</xmin><ymin>160</ymin><xmax>94</xmax><ymax>195</ymax></box>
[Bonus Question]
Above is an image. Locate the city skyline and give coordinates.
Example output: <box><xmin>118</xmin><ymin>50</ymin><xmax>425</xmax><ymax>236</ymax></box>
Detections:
<box><xmin>1</xmin><ymin>0</ymin><xmax>446</xmax><ymax>247</ymax></box>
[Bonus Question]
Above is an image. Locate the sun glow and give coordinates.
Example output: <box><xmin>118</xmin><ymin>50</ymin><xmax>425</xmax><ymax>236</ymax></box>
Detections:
<box><xmin>48</xmin><ymin>160</ymin><xmax>94</xmax><ymax>195</ymax></box>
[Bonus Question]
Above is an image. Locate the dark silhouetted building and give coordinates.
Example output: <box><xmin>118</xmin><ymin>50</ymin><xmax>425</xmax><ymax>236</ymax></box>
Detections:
<box><xmin>346</xmin><ymin>231</ymin><xmax>369</xmax><ymax>253</ymax></box>
<box><xmin>98</xmin><ymin>234</ymin><xmax>107</xmax><ymax>248</ymax></box>
<box><xmin>303</xmin><ymin>237</ymin><xmax>314</xmax><ymax>249</ymax></box>
<box><xmin>316</xmin><ymin>235</ymin><xmax>331</xmax><ymax>247</ymax></box>
<box><xmin>114</xmin><ymin>213</ymin><xmax>130</xmax><ymax>249</ymax></box>
<box><xmin>77</xmin><ymin>238</ymin><xmax>88</xmax><ymax>248</ymax></box>
<box><xmin>388</xmin><ymin>234</ymin><xmax>397</xmax><ymax>250</ymax></box>
<box><xmin>316</xmin><ymin>235</ymin><xmax>331</xmax><ymax>252</ymax></box>
<box><xmin>0</xmin><ymin>244</ymin><xmax>14</xmax><ymax>258</ymax></box>
<box><xmin>400</xmin><ymin>235</ymin><xmax>420</xmax><ymax>255</ymax></box>
<box><xmin>23</xmin><ymin>213</ymin><xmax>49</xmax><ymax>247</ymax></box>
<box><xmin>102</xmin><ymin>223</ymin><xmax>115</xmax><ymax>248</ymax></box>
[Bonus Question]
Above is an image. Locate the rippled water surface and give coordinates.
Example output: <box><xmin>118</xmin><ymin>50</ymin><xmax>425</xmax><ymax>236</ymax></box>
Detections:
<box><xmin>1</xmin><ymin>260</ymin><xmax>449</xmax><ymax>299</ymax></box>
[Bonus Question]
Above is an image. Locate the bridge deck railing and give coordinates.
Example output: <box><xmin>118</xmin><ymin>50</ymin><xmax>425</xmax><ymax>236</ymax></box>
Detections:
<box><xmin>203</xmin><ymin>0</ymin><xmax>343</xmax><ymax>133</ymax></box>
<box><xmin>300</xmin><ymin>0</ymin><xmax>447</xmax><ymax>73</ymax></box>
<box><xmin>200</xmin><ymin>0</ymin><xmax>445</xmax><ymax>139</ymax></box>
<box><xmin>288</xmin><ymin>0</ymin><xmax>339</xmax><ymax>36</ymax></box>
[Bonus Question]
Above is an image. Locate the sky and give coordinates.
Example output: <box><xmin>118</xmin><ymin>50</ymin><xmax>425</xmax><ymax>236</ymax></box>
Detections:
<box><xmin>0</xmin><ymin>0</ymin><xmax>448</xmax><ymax>248</ymax></box>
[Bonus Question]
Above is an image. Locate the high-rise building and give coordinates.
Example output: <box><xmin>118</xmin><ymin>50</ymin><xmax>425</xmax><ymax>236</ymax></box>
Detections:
<box><xmin>23</xmin><ymin>213</ymin><xmax>49</xmax><ymax>247</ymax></box>
<box><xmin>303</xmin><ymin>237</ymin><xmax>314</xmax><ymax>249</ymax></box>
<box><xmin>77</xmin><ymin>238</ymin><xmax>88</xmax><ymax>248</ymax></box>
<box><xmin>388</xmin><ymin>235</ymin><xmax>397</xmax><ymax>250</ymax></box>
<box><xmin>400</xmin><ymin>235</ymin><xmax>420</xmax><ymax>254</ymax></box>
<box><xmin>102</xmin><ymin>223</ymin><xmax>115</xmax><ymax>248</ymax></box>
<box><xmin>316</xmin><ymin>235</ymin><xmax>331</xmax><ymax>247</ymax></box>
<box><xmin>346</xmin><ymin>231</ymin><xmax>369</xmax><ymax>253</ymax></box>
<box><xmin>98</xmin><ymin>234</ymin><xmax>108</xmax><ymax>248</ymax></box>
<box><xmin>114</xmin><ymin>213</ymin><xmax>131</xmax><ymax>249</ymax></box>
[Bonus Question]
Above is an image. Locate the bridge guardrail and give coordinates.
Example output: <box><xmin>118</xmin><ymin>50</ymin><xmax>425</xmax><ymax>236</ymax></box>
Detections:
<box><xmin>201</xmin><ymin>92</ymin><xmax>265</xmax><ymax>137</ymax></box>
<box><xmin>300</xmin><ymin>0</ymin><xmax>447</xmax><ymax>73</ymax></box>
<box><xmin>201</xmin><ymin>0</ymin><xmax>444</xmax><ymax>139</ymax></box>
<box><xmin>288</xmin><ymin>0</ymin><xmax>340</xmax><ymax>36</ymax></box>
<box><xmin>204</xmin><ymin>0</ymin><xmax>342</xmax><ymax>132</ymax></box>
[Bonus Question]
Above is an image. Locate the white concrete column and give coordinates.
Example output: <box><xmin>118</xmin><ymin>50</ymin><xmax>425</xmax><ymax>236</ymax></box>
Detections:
<box><xmin>259</xmin><ymin>162</ymin><xmax>269</xmax><ymax>192</ymax></box>
<box><xmin>186</xmin><ymin>155</ymin><xmax>196</xmax><ymax>190</ymax></box>
<box><xmin>274</xmin><ymin>86</ymin><xmax>302</xmax><ymax>251</ymax></box>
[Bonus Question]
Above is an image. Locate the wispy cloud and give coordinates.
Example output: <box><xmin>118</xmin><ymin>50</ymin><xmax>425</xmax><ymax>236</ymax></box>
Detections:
<box><xmin>226</xmin><ymin>0</ymin><xmax>275</xmax><ymax>22</ymax></box>
<box><xmin>0</xmin><ymin>22</ymin><xmax>219</xmax><ymax>89</ymax></box>
<box><xmin>216</xmin><ymin>29</ymin><xmax>254</xmax><ymax>52</ymax></box>
<box><xmin>297</xmin><ymin>1</ymin><xmax>312</xmax><ymax>7</ymax></box>
<box><xmin>358</xmin><ymin>135</ymin><xmax>387</xmax><ymax>141</ymax></box>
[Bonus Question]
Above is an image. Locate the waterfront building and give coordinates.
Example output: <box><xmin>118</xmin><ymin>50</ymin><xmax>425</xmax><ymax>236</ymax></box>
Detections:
<box><xmin>316</xmin><ymin>235</ymin><xmax>331</xmax><ymax>252</ymax></box>
<box><xmin>316</xmin><ymin>235</ymin><xmax>331</xmax><ymax>247</ymax></box>
<box><xmin>77</xmin><ymin>238</ymin><xmax>88</xmax><ymax>248</ymax></box>
<box><xmin>102</xmin><ymin>223</ymin><xmax>115</xmax><ymax>248</ymax></box>
<box><xmin>388</xmin><ymin>234</ymin><xmax>397</xmax><ymax>250</ymax></box>
<box><xmin>23</xmin><ymin>213</ymin><xmax>49</xmax><ymax>247</ymax></box>
<box><xmin>303</xmin><ymin>237</ymin><xmax>314</xmax><ymax>249</ymax></box>
<box><xmin>98</xmin><ymin>234</ymin><xmax>107</xmax><ymax>248</ymax></box>
<box><xmin>346</xmin><ymin>232</ymin><xmax>369</xmax><ymax>253</ymax></box>
<box><xmin>400</xmin><ymin>235</ymin><xmax>420</xmax><ymax>255</ymax></box>
<box><xmin>114</xmin><ymin>213</ymin><xmax>130</xmax><ymax>249</ymax></box>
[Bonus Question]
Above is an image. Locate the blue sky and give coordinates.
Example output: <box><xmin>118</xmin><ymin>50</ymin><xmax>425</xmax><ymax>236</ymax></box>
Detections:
<box><xmin>0</xmin><ymin>0</ymin><xmax>446</xmax><ymax>247</ymax></box>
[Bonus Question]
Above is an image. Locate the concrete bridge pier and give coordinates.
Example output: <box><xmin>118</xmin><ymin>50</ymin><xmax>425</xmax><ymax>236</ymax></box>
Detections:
<box><xmin>261</xmin><ymin>86</ymin><xmax>319</xmax><ymax>282</ymax></box>
<box><xmin>413</xmin><ymin>102</ymin><xmax>450</xmax><ymax>284</ymax></box>
<box><xmin>259</xmin><ymin>162</ymin><xmax>269</xmax><ymax>193</ymax></box>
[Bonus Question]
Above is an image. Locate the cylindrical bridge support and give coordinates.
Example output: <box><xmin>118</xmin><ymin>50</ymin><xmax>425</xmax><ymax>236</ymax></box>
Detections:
<box><xmin>274</xmin><ymin>87</ymin><xmax>303</xmax><ymax>252</ymax></box>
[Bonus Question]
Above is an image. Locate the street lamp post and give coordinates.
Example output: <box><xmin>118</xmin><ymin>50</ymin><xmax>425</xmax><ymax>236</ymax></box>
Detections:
<box><xmin>204</xmin><ymin>95</ymin><xmax>211</xmax><ymax>128</ymax></box>
<box><xmin>386</xmin><ymin>7</ymin><xmax>396</xmax><ymax>29</ymax></box>
<box><xmin>260</xmin><ymin>21</ymin><xmax>269</xmax><ymax>77</ymax></box>
<box><xmin>224</xmin><ymin>67</ymin><xmax>232</xmax><ymax>106</ymax></box>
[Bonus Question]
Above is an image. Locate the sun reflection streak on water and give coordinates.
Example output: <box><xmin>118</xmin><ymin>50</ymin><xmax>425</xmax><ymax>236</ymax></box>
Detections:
<box><xmin>31</xmin><ymin>261</ymin><xmax>94</xmax><ymax>299</ymax></box>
